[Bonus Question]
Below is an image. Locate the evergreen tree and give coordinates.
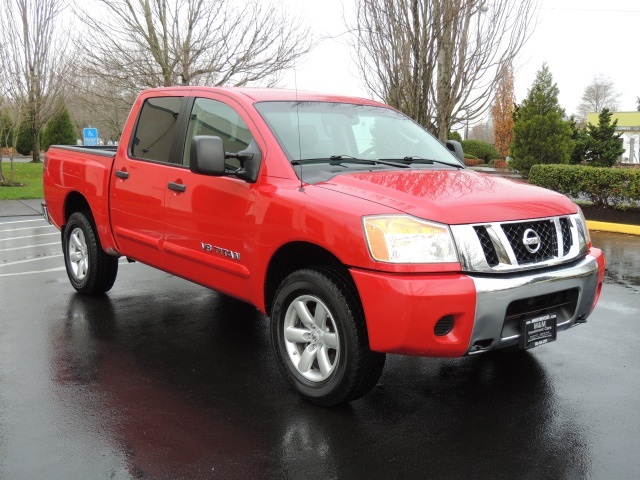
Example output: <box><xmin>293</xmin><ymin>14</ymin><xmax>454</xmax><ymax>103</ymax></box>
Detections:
<box><xmin>510</xmin><ymin>64</ymin><xmax>574</xmax><ymax>177</ymax></box>
<box><xmin>448</xmin><ymin>131</ymin><xmax>462</xmax><ymax>142</ymax></box>
<box><xmin>581</xmin><ymin>108</ymin><xmax>624</xmax><ymax>167</ymax></box>
<box><xmin>42</xmin><ymin>107</ymin><xmax>77</xmax><ymax>151</ymax></box>
<box><xmin>569</xmin><ymin>116</ymin><xmax>587</xmax><ymax>165</ymax></box>
<box><xmin>15</xmin><ymin>117</ymin><xmax>36</xmax><ymax>156</ymax></box>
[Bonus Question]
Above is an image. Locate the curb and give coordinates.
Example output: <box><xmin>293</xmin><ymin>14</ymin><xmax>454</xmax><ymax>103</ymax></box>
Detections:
<box><xmin>586</xmin><ymin>220</ymin><xmax>640</xmax><ymax>236</ymax></box>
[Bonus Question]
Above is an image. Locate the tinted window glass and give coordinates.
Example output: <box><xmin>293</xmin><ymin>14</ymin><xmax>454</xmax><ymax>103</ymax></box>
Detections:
<box><xmin>131</xmin><ymin>97</ymin><xmax>183</xmax><ymax>163</ymax></box>
<box><xmin>183</xmin><ymin>98</ymin><xmax>253</xmax><ymax>168</ymax></box>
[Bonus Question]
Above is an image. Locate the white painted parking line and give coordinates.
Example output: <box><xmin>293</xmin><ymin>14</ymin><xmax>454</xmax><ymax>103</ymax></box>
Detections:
<box><xmin>0</xmin><ymin>232</ymin><xmax>59</xmax><ymax>242</ymax></box>
<box><xmin>0</xmin><ymin>258</ymin><xmax>131</xmax><ymax>277</ymax></box>
<box><xmin>0</xmin><ymin>266</ymin><xmax>66</xmax><ymax>277</ymax></box>
<box><xmin>0</xmin><ymin>254</ymin><xmax>64</xmax><ymax>267</ymax></box>
<box><xmin>0</xmin><ymin>225</ymin><xmax>56</xmax><ymax>233</ymax></box>
<box><xmin>0</xmin><ymin>219</ymin><xmax>47</xmax><ymax>226</ymax></box>
<box><xmin>0</xmin><ymin>242</ymin><xmax>60</xmax><ymax>252</ymax></box>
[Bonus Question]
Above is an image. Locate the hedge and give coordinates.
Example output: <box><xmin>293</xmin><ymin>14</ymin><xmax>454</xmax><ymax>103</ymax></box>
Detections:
<box><xmin>529</xmin><ymin>164</ymin><xmax>640</xmax><ymax>208</ymax></box>
<box><xmin>461</xmin><ymin>140</ymin><xmax>499</xmax><ymax>162</ymax></box>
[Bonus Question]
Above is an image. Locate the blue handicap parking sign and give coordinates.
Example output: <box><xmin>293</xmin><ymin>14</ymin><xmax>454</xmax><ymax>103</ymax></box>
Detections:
<box><xmin>83</xmin><ymin>128</ymin><xmax>98</xmax><ymax>146</ymax></box>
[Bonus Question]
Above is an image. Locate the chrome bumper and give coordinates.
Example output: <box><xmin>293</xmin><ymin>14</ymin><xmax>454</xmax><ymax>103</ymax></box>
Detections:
<box><xmin>41</xmin><ymin>202</ymin><xmax>51</xmax><ymax>224</ymax></box>
<box><xmin>466</xmin><ymin>254</ymin><xmax>601</xmax><ymax>354</ymax></box>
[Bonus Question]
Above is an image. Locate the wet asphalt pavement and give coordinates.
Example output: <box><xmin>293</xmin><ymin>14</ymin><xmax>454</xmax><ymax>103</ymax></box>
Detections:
<box><xmin>1</xmin><ymin>216</ymin><xmax>639</xmax><ymax>480</ymax></box>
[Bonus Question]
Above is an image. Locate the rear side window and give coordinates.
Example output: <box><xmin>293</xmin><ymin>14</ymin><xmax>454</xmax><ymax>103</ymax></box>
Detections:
<box><xmin>131</xmin><ymin>97</ymin><xmax>183</xmax><ymax>163</ymax></box>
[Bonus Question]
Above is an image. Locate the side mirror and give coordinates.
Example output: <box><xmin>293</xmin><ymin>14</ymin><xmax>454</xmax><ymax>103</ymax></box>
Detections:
<box><xmin>445</xmin><ymin>140</ymin><xmax>465</xmax><ymax>163</ymax></box>
<box><xmin>190</xmin><ymin>135</ymin><xmax>226</xmax><ymax>176</ymax></box>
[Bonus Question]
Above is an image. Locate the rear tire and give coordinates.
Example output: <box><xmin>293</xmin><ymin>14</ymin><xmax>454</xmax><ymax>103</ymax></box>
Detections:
<box><xmin>63</xmin><ymin>211</ymin><xmax>118</xmax><ymax>294</ymax></box>
<box><xmin>271</xmin><ymin>267</ymin><xmax>385</xmax><ymax>406</ymax></box>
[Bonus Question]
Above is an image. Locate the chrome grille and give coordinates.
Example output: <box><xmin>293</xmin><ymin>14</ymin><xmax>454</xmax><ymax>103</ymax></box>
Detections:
<box><xmin>560</xmin><ymin>218</ymin><xmax>572</xmax><ymax>256</ymax></box>
<box><xmin>473</xmin><ymin>226</ymin><xmax>499</xmax><ymax>267</ymax></box>
<box><xmin>451</xmin><ymin>214</ymin><xmax>587</xmax><ymax>274</ymax></box>
<box><xmin>502</xmin><ymin>220</ymin><xmax>558</xmax><ymax>264</ymax></box>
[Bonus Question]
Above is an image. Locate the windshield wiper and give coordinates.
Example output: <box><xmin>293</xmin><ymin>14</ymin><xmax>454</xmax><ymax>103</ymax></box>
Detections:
<box><xmin>292</xmin><ymin>155</ymin><xmax>410</xmax><ymax>168</ymax></box>
<box><xmin>292</xmin><ymin>156</ymin><xmax>375</xmax><ymax>166</ymax></box>
<box><xmin>379</xmin><ymin>156</ymin><xmax>464</xmax><ymax>169</ymax></box>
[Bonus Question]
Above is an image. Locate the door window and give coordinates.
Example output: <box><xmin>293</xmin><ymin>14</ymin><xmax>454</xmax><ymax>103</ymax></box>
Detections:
<box><xmin>131</xmin><ymin>97</ymin><xmax>183</xmax><ymax>163</ymax></box>
<box><xmin>183</xmin><ymin>98</ymin><xmax>253</xmax><ymax>169</ymax></box>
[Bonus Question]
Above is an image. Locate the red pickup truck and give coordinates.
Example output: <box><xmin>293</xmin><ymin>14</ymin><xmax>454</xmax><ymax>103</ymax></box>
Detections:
<box><xmin>43</xmin><ymin>87</ymin><xmax>606</xmax><ymax>405</ymax></box>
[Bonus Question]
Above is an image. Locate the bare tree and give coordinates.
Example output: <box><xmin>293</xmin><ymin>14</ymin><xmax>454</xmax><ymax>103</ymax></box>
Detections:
<box><xmin>78</xmin><ymin>0</ymin><xmax>312</xmax><ymax>93</ymax></box>
<box><xmin>576</xmin><ymin>74</ymin><xmax>620</xmax><ymax>123</ymax></box>
<box><xmin>0</xmin><ymin>95</ymin><xmax>26</xmax><ymax>185</ymax></box>
<box><xmin>66</xmin><ymin>72</ymin><xmax>134</xmax><ymax>142</ymax></box>
<box><xmin>350</xmin><ymin>0</ymin><xmax>538</xmax><ymax>141</ymax></box>
<box><xmin>0</xmin><ymin>0</ymin><xmax>73</xmax><ymax>162</ymax></box>
<box><xmin>469</xmin><ymin>119</ymin><xmax>494</xmax><ymax>144</ymax></box>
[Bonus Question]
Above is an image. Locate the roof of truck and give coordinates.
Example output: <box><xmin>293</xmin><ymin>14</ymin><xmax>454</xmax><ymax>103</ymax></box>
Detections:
<box><xmin>141</xmin><ymin>86</ymin><xmax>387</xmax><ymax>107</ymax></box>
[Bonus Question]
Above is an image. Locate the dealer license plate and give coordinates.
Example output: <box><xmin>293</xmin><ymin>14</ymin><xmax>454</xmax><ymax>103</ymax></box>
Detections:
<box><xmin>522</xmin><ymin>313</ymin><xmax>557</xmax><ymax>350</ymax></box>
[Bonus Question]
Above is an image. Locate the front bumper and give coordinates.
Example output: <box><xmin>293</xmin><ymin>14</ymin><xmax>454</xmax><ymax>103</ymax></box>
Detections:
<box><xmin>350</xmin><ymin>248</ymin><xmax>605</xmax><ymax>357</ymax></box>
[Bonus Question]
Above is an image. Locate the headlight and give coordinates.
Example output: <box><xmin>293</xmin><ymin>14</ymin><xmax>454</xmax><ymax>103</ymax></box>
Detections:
<box><xmin>576</xmin><ymin>207</ymin><xmax>591</xmax><ymax>249</ymax></box>
<box><xmin>363</xmin><ymin>215</ymin><xmax>458</xmax><ymax>263</ymax></box>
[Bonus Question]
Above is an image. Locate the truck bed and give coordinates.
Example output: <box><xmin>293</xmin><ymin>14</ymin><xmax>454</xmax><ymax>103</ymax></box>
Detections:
<box><xmin>44</xmin><ymin>145</ymin><xmax>119</xmax><ymax>253</ymax></box>
<box><xmin>50</xmin><ymin>145</ymin><xmax>117</xmax><ymax>157</ymax></box>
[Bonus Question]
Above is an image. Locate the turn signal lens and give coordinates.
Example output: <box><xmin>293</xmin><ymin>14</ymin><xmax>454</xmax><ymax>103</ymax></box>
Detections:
<box><xmin>363</xmin><ymin>215</ymin><xmax>458</xmax><ymax>263</ymax></box>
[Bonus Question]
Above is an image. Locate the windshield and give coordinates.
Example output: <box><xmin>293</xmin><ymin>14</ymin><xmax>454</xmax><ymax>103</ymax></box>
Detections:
<box><xmin>254</xmin><ymin>101</ymin><xmax>463</xmax><ymax>168</ymax></box>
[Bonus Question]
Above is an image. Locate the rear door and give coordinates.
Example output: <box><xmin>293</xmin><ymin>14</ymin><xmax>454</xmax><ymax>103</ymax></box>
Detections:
<box><xmin>110</xmin><ymin>94</ymin><xmax>187</xmax><ymax>268</ymax></box>
<box><xmin>162</xmin><ymin>95</ymin><xmax>260</xmax><ymax>302</ymax></box>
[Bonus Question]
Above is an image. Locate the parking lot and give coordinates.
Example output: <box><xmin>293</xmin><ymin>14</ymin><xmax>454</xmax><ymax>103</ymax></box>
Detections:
<box><xmin>1</xmin><ymin>214</ymin><xmax>639</xmax><ymax>479</ymax></box>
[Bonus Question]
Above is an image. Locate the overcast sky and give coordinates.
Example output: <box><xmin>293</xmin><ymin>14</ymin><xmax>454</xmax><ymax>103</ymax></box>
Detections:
<box><xmin>280</xmin><ymin>0</ymin><xmax>640</xmax><ymax>118</ymax></box>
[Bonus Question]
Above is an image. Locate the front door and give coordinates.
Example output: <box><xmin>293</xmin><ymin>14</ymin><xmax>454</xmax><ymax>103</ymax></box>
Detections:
<box><xmin>162</xmin><ymin>96</ymin><xmax>259</xmax><ymax>302</ymax></box>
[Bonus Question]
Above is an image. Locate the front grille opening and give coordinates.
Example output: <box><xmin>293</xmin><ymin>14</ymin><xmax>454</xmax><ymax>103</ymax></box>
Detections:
<box><xmin>501</xmin><ymin>288</ymin><xmax>580</xmax><ymax>338</ymax></box>
<box><xmin>434</xmin><ymin>315</ymin><xmax>454</xmax><ymax>336</ymax></box>
<box><xmin>502</xmin><ymin>220</ymin><xmax>558</xmax><ymax>265</ymax></box>
<box><xmin>473</xmin><ymin>225</ymin><xmax>500</xmax><ymax>267</ymax></box>
<box><xmin>473</xmin><ymin>226</ymin><xmax>499</xmax><ymax>267</ymax></box>
<box><xmin>560</xmin><ymin>217</ymin><xmax>572</xmax><ymax>256</ymax></box>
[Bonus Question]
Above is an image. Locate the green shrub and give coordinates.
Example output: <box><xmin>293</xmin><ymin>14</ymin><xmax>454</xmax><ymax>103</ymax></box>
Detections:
<box><xmin>529</xmin><ymin>164</ymin><xmax>640</xmax><ymax>208</ymax></box>
<box><xmin>448</xmin><ymin>131</ymin><xmax>463</xmax><ymax>142</ymax></box>
<box><xmin>461</xmin><ymin>140</ymin><xmax>499</xmax><ymax>162</ymax></box>
<box><xmin>42</xmin><ymin>108</ymin><xmax>76</xmax><ymax>151</ymax></box>
<box><xmin>16</xmin><ymin>119</ymin><xmax>35</xmax><ymax>156</ymax></box>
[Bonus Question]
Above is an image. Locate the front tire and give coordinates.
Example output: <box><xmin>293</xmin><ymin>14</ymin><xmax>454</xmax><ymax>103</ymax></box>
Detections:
<box><xmin>63</xmin><ymin>211</ymin><xmax>118</xmax><ymax>294</ymax></box>
<box><xmin>271</xmin><ymin>267</ymin><xmax>385</xmax><ymax>406</ymax></box>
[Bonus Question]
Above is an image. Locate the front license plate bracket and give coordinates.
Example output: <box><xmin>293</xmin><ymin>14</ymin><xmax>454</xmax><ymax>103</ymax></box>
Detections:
<box><xmin>522</xmin><ymin>313</ymin><xmax>557</xmax><ymax>350</ymax></box>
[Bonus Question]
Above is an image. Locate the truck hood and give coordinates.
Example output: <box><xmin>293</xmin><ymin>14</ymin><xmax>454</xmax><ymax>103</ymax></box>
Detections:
<box><xmin>316</xmin><ymin>169</ymin><xmax>577</xmax><ymax>225</ymax></box>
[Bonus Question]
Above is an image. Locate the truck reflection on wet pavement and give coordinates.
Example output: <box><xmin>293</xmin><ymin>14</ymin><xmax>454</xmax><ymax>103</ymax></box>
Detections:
<box><xmin>1</xmin><ymin>225</ymin><xmax>638</xmax><ymax>479</ymax></box>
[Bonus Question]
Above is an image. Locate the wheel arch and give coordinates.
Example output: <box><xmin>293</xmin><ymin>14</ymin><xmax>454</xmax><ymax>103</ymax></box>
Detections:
<box><xmin>62</xmin><ymin>191</ymin><xmax>119</xmax><ymax>255</ymax></box>
<box><xmin>264</xmin><ymin>241</ymin><xmax>351</xmax><ymax>316</ymax></box>
<box><xmin>64</xmin><ymin>191</ymin><xmax>91</xmax><ymax>225</ymax></box>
